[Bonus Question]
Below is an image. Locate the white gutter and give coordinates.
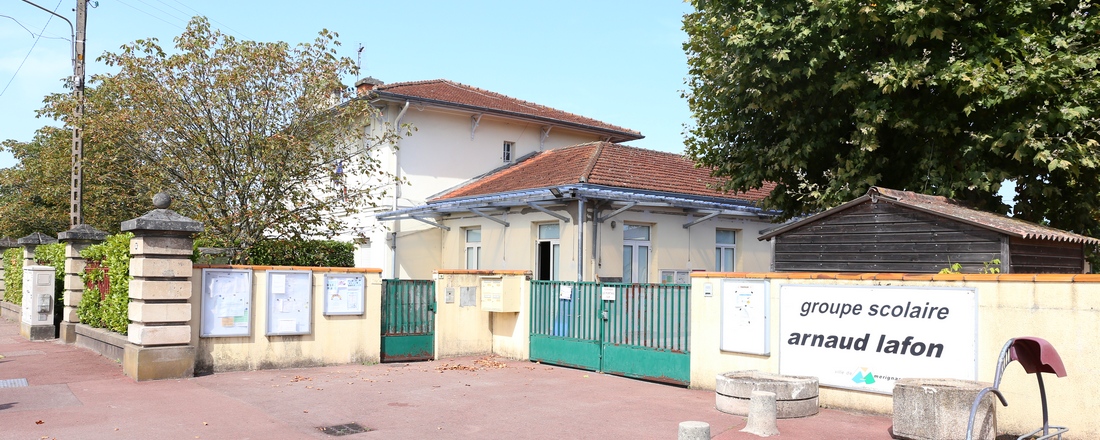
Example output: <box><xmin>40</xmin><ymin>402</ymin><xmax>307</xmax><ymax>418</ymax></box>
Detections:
<box><xmin>577</xmin><ymin>196</ymin><xmax>585</xmax><ymax>282</ymax></box>
<box><xmin>390</xmin><ymin>100</ymin><xmax>410</xmax><ymax>279</ymax></box>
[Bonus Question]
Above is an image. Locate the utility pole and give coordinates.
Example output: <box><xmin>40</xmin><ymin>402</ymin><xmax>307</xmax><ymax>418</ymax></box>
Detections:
<box><xmin>70</xmin><ymin>0</ymin><xmax>87</xmax><ymax>227</ymax></box>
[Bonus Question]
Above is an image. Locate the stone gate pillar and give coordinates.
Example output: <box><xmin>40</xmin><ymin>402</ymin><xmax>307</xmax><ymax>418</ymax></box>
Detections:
<box><xmin>121</xmin><ymin>193</ymin><xmax>204</xmax><ymax>381</ymax></box>
<box><xmin>57</xmin><ymin>225</ymin><xmax>107</xmax><ymax>343</ymax></box>
<box><xmin>18</xmin><ymin>232</ymin><xmax>57</xmax><ymax>267</ymax></box>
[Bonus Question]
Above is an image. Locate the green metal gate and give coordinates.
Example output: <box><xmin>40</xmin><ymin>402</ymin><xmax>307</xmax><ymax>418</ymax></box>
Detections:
<box><xmin>381</xmin><ymin>279</ymin><xmax>435</xmax><ymax>362</ymax></box>
<box><xmin>529</xmin><ymin>281</ymin><xmax>690</xmax><ymax>385</ymax></box>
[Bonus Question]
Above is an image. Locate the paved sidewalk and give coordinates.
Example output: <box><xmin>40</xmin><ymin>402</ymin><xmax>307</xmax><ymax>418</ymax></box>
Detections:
<box><xmin>0</xmin><ymin>317</ymin><xmax>894</xmax><ymax>439</ymax></box>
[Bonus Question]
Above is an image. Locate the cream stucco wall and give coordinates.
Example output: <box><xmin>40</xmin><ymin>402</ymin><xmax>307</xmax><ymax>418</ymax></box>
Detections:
<box><xmin>436</xmin><ymin>202</ymin><xmax>776</xmax><ymax>282</ymax></box>
<box><xmin>344</xmin><ymin>102</ymin><xmax>615</xmax><ymax>278</ymax></box>
<box><xmin>393</xmin><ymin>227</ymin><xmax>442</xmax><ymax>280</ymax></box>
<box><xmin>433</xmin><ymin>271</ymin><xmax>531</xmax><ymax>360</ymax></box>
<box><xmin>433</xmin><ymin>272</ymin><xmax>493</xmax><ymax>357</ymax></box>
<box><xmin>690</xmin><ymin>272</ymin><xmax>1100</xmax><ymax>439</ymax></box>
<box><xmin>592</xmin><ymin>210</ymin><xmax>775</xmax><ymax>280</ymax></box>
<box><xmin>189</xmin><ymin>266</ymin><xmax>383</xmax><ymax>373</ymax></box>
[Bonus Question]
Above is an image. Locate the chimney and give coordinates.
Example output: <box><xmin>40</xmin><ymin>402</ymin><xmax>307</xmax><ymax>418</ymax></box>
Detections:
<box><xmin>355</xmin><ymin>77</ymin><xmax>384</xmax><ymax>96</ymax></box>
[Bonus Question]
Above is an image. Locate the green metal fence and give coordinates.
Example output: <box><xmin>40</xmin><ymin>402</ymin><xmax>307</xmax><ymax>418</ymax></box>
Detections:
<box><xmin>529</xmin><ymin>280</ymin><xmax>690</xmax><ymax>385</ymax></box>
<box><xmin>381</xmin><ymin>279</ymin><xmax>435</xmax><ymax>362</ymax></box>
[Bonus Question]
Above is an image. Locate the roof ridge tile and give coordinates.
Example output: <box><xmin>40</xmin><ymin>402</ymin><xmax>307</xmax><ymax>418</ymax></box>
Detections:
<box><xmin>373</xmin><ymin>79</ymin><xmax>642</xmax><ymax>137</ymax></box>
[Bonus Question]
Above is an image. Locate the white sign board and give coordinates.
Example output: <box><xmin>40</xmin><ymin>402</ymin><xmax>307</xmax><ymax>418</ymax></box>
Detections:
<box><xmin>559</xmin><ymin>285</ymin><xmax>572</xmax><ymax>300</ymax></box>
<box><xmin>323</xmin><ymin>273</ymin><xmax>365</xmax><ymax>316</ymax></box>
<box><xmin>779</xmin><ymin>285</ymin><xmax>977</xmax><ymax>394</ymax></box>
<box><xmin>601</xmin><ymin>286</ymin><xmax>616</xmax><ymax>301</ymax></box>
<box><xmin>201</xmin><ymin>269</ymin><xmax>253</xmax><ymax>337</ymax></box>
<box><xmin>720</xmin><ymin>279</ymin><xmax>769</xmax><ymax>355</ymax></box>
<box><xmin>265</xmin><ymin>270</ymin><xmax>312</xmax><ymax>336</ymax></box>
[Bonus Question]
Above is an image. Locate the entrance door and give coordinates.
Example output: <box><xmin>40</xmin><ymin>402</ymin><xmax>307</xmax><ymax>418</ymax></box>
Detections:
<box><xmin>380</xmin><ymin>279</ymin><xmax>435</xmax><ymax>362</ymax></box>
<box><xmin>536</xmin><ymin>223</ymin><xmax>560</xmax><ymax>281</ymax></box>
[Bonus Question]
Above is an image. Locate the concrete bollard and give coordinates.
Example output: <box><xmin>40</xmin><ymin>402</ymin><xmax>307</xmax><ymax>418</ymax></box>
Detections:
<box><xmin>741</xmin><ymin>390</ymin><xmax>780</xmax><ymax>437</ymax></box>
<box><xmin>715</xmin><ymin>370</ymin><xmax>819</xmax><ymax>418</ymax></box>
<box><xmin>678</xmin><ymin>421</ymin><xmax>710</xmax><ymax>440</ymax></box>
<box><xmin>893</xmin><ymin>378</ymin><xmax>995</xmax><ymax>440</ymax></box>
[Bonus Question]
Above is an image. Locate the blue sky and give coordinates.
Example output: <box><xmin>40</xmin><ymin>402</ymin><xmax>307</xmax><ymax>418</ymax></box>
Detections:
<box><xmin>0</xmin><ymin>0</ymin><xmax>696</xmax><ymax>169</ymax></box>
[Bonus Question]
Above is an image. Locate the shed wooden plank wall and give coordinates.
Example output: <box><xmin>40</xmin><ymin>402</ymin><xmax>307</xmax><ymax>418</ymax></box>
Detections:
<box><xmin>772</xmin><ymin>202</ymin><xmax>1005</xmax><ymax>273</ymax></box>
<box><xmin>1009</xmin><ymin>238</ymin><xmax>1084</xmax><ymax>273</ymax></box>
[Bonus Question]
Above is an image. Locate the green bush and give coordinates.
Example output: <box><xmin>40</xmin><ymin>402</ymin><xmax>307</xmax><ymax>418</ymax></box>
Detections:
<box><xmin>3</xmin><ymin>248</ymin><xmax>22</xmax><ymax>304</ymax></box>
<box><xmin>79</xmin><ymin>233</ymin><xmax>132</xmax><ymax>334</ymax></box>
<box><xmin>34</xmin><ymin>243</ymin><xmax>65</xmax><ymax>273</ymax></box>
<box><xmin>245</xmin><ymin>239</ymin><xmax>354</xmax><ymax>267</ymax></box>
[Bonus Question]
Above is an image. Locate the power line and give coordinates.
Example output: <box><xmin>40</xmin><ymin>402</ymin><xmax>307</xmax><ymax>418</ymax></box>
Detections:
<box><xmin>110</xmin><ymin>0</ymin><xmax>251</xmax><ymax>40</ymax></box>
<box><xmin>1</xmin><ymin>14</ymin><xmax>71</xmax><ymax>41</ymax></box>
<box><xmin>133</xmin><ymin>0</ymin><xmax>187</xmax><ymax>24</ymax></box>
<box><xmin>165</xmin><ymin>0</ymin><xmax>251</xmax><ymax>40</ymax></box>
<box><xmin>115</xmin><ymin>0</ymin><xmax>184</xmax><ymax>30</ymax></box>
<box><xmin>0</xmin><ymin>0</ymin><xmax>65</xmax><ymax>99</ymax></box>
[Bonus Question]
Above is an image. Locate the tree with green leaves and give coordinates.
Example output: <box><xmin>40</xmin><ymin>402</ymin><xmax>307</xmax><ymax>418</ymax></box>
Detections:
<box><xmin>683</xmin><ymin>1</ymin><xmax>1100</xmax><ymax>239</ymax></box>
<box><xmin>33</xmin><ymin>16</ymin><xmax>399</xmax><ymax>249</ymax></box>
<box><xmin>0</xmin><ymin>124</ymin><xmax>148</xmax><ymax>238</ymax></box>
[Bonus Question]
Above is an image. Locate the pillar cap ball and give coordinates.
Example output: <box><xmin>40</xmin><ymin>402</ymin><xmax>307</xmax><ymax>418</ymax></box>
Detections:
<box><xmin>153</xmin><ymin>192</ymin><xmax>172</xmax><ymax>209</ymax></box>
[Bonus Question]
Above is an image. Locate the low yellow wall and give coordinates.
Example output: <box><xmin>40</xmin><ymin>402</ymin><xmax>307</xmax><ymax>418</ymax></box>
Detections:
<box><xmin>690</xmin><ymin>272</ymin><xmax>1100</xmax><ymax>438</ymax></box>
<box><xmin>434</xmin><ymin>270</ymin><xmax>531</xmax><ymax>360</ymax></box>
<box><xmin>189</xmin><ymin>265</ymin><xmax>383</xmax><ymax>373</ymax></box>
<box><xmin>492</xmin><ymin>274</ymin><xmax>530</xmax><ymax>360</ymax></box>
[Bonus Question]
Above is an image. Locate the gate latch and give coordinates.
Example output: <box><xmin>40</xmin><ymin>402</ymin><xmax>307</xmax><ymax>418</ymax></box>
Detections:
<box><xmin>601</xmin><ymin>310</ymin><xmax>608</xmax><ymax>321</ymax></box>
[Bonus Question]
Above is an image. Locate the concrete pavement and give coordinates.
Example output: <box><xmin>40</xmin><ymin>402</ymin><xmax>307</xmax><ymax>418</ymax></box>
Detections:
<box><xmin>0</xmin><ymin>316</ymin><xmax>894</xmax><ymax>439</ymax></box>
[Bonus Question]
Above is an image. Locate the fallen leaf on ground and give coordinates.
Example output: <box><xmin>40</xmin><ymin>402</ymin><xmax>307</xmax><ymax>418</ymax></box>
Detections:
<box><xmin>473</xmin><ymin>356</ymin><xmax>507</xmax><ymax>369</ymax></box>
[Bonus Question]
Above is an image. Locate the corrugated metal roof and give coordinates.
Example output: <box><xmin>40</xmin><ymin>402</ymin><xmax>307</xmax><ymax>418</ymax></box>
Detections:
<box><xmin>759</xmin><ymin>187</ymin><xmax>1100</xmax><ymax>245</ymax></box>
<box><xmin>871</xmin><ymin>187</ymin><xmax>1099</xmax><ymax>244</ymax></box>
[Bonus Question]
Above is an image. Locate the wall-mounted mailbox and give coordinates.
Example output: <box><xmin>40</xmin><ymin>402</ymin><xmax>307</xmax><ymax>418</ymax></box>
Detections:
<box><xmin>480</xmin><ymin>277</ymin><xmax>519</xmax><ymax>312</ymax></box>
<box><xmin>21</xmin><ymin>265</ymin><xmax>56</xmax><ymax>340</ymax></box>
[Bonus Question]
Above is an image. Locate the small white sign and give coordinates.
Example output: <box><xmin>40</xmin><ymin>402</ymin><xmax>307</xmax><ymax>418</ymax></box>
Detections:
<box><xmin>559</xmin><ymin>285</ymin><xmax>573</xmax><ymax>300</ymax></box>
<box><xmin>721</xmin><ymin>280</ymin><xmax>769</xmax><ymax>355</ymax></box>
<box><xmin>601</xmin><ymin>286</ymin><xmax>616</xmax><ymax>301</ymax></box>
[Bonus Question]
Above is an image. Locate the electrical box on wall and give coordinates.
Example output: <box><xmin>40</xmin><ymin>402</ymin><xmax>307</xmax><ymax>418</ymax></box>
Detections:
<box><xmin>21</xmin><ymin>265</ymin><xmax>57</xmax><ymax>341</ymax></box>
<box><xmin>480</xmin><ymin>277</ymin><xmax>519</xmax><ymax>312</ymax></box>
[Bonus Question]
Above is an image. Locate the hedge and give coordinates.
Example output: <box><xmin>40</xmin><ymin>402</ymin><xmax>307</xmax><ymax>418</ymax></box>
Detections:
<box><xmin>2</xmin><ymin>248</ymin><xmax>21</xmax><ymax>304</ymax></box>
<box><xmin>245</xmin><ymin>239</ymin><xmax>354</xmax><ymax>267</ymax></box>
<box><xmin>78</xmin><ymin>233</ymin><xmax>132</xmax><ymax>334</ymax></box>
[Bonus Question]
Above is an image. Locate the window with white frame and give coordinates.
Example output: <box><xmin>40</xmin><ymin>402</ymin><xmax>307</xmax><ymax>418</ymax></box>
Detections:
<box><xmin>503</xmin><ymin>141</ymin><xmax>514</xmax><ymax>163</ymax></box>
<box><xmin>536</xmin><ymin>223</ymin><xmax>560</xmax><ymax>280</ymax></box>
<box><xmin>623</xmin><ymin>224</ymin><xmax>650</xmax><ymax>284</ymax></box>
<box><xmin>465</xmin><ymin>228</ymin><xmax>481</xmax><ymax>270</ymax></box>
<box><xmin>716</xmin><ymin>229</ymin><xmax>737</xmax><ymax>272</ymax></box>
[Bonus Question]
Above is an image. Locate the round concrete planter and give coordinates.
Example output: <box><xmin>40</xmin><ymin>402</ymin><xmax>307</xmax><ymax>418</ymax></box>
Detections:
<box><xmin>715</xmin><ymin>370</ymin><xmax>819</xmax><ymax>418</ymax></box>
<box><xmin>892</xmin><ymin>378</ymin><xmax>996</xmax><ymax>440</ymax></box>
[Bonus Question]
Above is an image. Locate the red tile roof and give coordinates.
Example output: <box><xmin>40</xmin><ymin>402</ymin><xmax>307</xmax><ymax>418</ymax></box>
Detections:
<box><xmin>433</xmin><ymin>142</ymin><xmax>775</xmax><ymax>203</ymax></box>
<box><xmin>373</xmin><ymin>80</ymin><xmax>642</xmax><ymax>141</ymax></box>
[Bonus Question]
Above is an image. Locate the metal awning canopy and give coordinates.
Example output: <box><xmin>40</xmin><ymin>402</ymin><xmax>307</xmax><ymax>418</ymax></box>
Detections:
<box><xmin>376</xmin><ymin>184</ymin><xmax>778</xmax><ymax>224</ymax></box>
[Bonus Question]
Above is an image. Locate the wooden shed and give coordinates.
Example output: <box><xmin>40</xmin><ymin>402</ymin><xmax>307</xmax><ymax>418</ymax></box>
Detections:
<box><xmin>758</xmin><ymin>187</ymin><xmax>1099</xmax><ymax>274</ymax></box>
